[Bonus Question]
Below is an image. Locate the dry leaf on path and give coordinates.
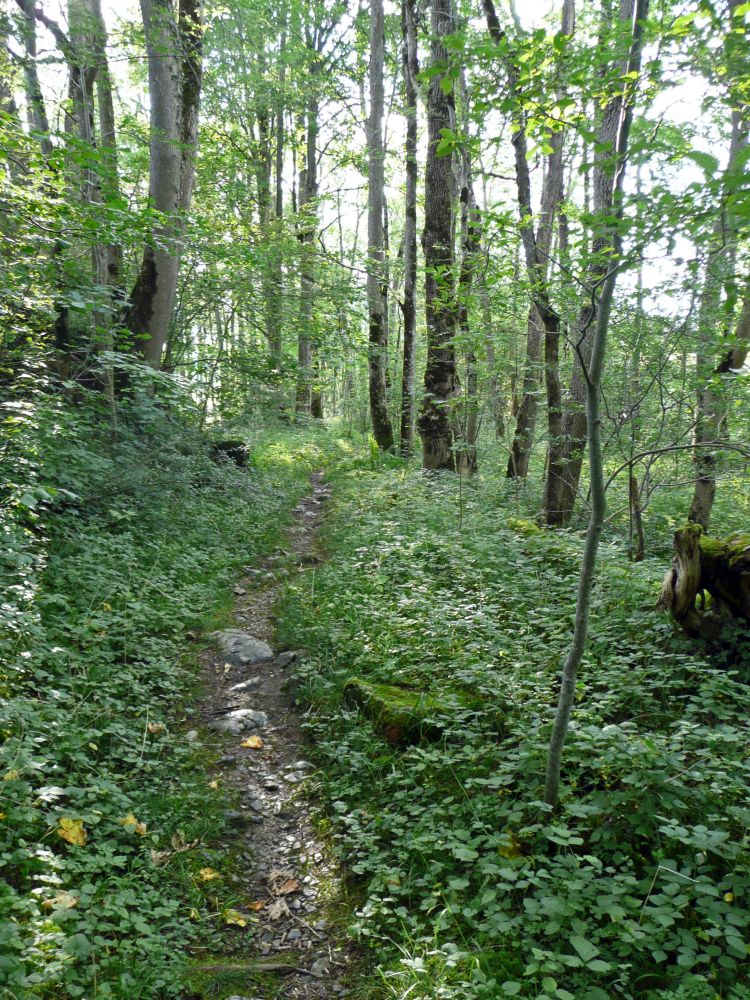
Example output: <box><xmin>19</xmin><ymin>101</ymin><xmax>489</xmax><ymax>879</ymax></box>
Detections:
<box><xmin>240</xmin><ymin>735</ymin><xmax>264</xmax><ymax>749</ymax></box>
<box><xmin>248</xmin><ymin>900</ymin><xmax>266</xmax><ymax>911</ymax></box>
<box><xmin>208</xmin><ymin>779</ymin><xmax>220</xmax><ymax>790</ymax></box>
<box><xmin>223</xmin><ymin>908</ymin><xmax>248</xmax><ymax>927</ymax></box>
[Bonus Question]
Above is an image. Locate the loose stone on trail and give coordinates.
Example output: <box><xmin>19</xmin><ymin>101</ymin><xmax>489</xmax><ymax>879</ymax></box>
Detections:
<box><xmin>212</xmin><ymin>629</ymin><xmax>273</xmax><ymax>666</ymax></box>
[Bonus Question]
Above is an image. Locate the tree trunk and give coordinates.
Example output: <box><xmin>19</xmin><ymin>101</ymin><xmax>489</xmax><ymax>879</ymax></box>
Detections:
<box><xmin>367</xmin><ymin>0</ymin><xmax>394</xmax><ymax>450</ymax></box>
<box><xmin>418</xmin><ymin>0</ymin><xmax>458</xmax><ymax>471</ymax></box>
<box><xmin>482</xmin><ymin>0</ymin><xmax>568</xmax><ymax>483</ymax></box>
<box><xmin>544</xmin><ymin>0</ymin><xmax>648</xmax><ymax>809</ymax></box>
<box><xmin>688</xmin><ymin>105</ymin><xmax>749</xmax><ymax>530</ymax></box>
<box><xmin>545</xmin><ymin>0</ymin><xmax>642</xmax><ymax>526</ymax></box>
<box><xmin>399</xmin><ymin>0</ymin><xmax>419</xmax><ymax>457</ymax></box>
<box><xmin>295</xmin><ymin>87</ymin><xmax>317</xmax><ymax>415</ymax></box>
<box><xmin>507</xmin><ymin>0</ymin><xmax>574</xmax><ymax>480</ymax></box>
<box><xmin>125</xmin><ymin>0</ymin><xmax>203</xmax><ymax>368</ymax></box>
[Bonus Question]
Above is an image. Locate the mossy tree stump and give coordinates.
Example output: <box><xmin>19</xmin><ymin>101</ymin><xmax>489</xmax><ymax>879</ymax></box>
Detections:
<box><xmin>659</xmin><ymin>523</ymin><xmax>750</xmax><ymax>637</ymax></box>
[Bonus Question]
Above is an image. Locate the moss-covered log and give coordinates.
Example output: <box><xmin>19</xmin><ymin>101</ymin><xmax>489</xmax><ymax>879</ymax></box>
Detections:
<box><xmin>659</xmin><ymin>524</ymin><xmax>750</xmax><ymax>637</ymax></box>
<box><xmin>343</xmin><ymin>677</ymin><xmax>502</xmax><ymax>746</ymax></box>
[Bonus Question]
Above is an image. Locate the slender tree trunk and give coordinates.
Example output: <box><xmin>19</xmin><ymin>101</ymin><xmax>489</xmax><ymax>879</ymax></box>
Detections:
<box><xmin>688</xmin><ymin>108</ymin><xmax>749</xmax><ymax>529</ymax></box>
<box><xmin>367</xmin><ymin>0</ymin><xmax>395</xmax><ymax>449</ymax></box>
<box><xmin>482</xmin><ymin>0</ymin><xmax>569</xmax><ymax>483</ymax></box>
<box><xmin>544</xmin><ymin>0</ymin><xmax>648</xmax><ymax>809</ymax></box>
<box><xmin>418</xmin><ymin>0</ymin><xmax>458</xmax><ymax>471</ymax></box>
<box><xmin>399</xmin><ymin>0</ymin><xmax>419</xmax><ymax>457</ymax></box>
<box><xmin>456</xmin><ymin>115</ymin><xmax>481</xmax><ymax>475</ymax></box>
<box><xmin>545</xmin><ymin>0</ymin><xmax>640</xmax><ymax>525</ymax></box>
<box><xmin>296</xmin><ymin>84</ymin><xmax>318</xmax><ymax>415</ymax></box>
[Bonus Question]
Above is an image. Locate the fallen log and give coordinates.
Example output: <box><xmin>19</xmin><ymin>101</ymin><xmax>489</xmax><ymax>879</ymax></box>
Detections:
<box><xmin>659</xmin><ymin>523</ymin><xmax>750</xmax><ymax>638</ymax></box>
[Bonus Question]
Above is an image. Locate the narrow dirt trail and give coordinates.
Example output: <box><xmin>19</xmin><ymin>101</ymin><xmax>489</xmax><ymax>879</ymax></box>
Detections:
<box><xmin>193</xmin><ymin>473</ymin><xmax>355</xmax><ymax>999</ymax></box>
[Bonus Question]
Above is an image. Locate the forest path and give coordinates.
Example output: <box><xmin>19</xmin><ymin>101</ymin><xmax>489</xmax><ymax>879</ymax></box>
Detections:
<box><xmin>191</xmin><ymin>472</ymin><xmax>354</xmax><ymax>999</ymax></box>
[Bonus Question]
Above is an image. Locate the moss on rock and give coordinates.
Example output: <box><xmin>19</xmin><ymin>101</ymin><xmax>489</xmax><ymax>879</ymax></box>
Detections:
<box><xmin>343</xmin><ymin>677</ymin><xmax>503</xmax><ymax>746</ymax></box>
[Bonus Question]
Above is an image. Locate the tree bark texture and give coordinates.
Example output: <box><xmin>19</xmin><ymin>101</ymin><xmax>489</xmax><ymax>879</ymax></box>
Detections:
<box><xmin>418</xmin><ymin>0</ymin><xmax>458</xmax><ymax>471</ymax></box>
<box><xmin>367</xmin><ymin>0</ymin><xmax>395</xmax><ymax>450</ymax></box>
<box><xmin>126</xmin><ymin>0</ymin><xmax>203</xmax><ymax>368</ymax></box>
<box><xmin>399</xmin><ymin>0</ymin><xmax>419</xmax><ymax>457</ymax></box>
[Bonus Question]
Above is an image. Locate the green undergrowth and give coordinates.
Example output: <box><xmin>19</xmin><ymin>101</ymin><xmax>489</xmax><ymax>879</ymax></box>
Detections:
<box><xmin>0</xmin><ymin>381</ymin><xmax>350</xmax><ymax>998</ymax></box>
<box><xmin>276</xmin><ymin>466</ymin><xmax>750</xmax><ymax>1000</ymax></box>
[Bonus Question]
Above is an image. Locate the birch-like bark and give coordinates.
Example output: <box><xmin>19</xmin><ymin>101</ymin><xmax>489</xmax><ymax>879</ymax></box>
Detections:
<box><xmin>126</xmin><ymin>0</ymin><xmax>203</xmax><ymax>368</ymax></box>
<box><xmin>367</xmin><ymin>0</ymin><xmax>395</xmax><ymax>449</ymax></box>
<box><xmin>399</xmin><ymin>0</ymin><xmax>419</xmax><ymax>456</ymax></box>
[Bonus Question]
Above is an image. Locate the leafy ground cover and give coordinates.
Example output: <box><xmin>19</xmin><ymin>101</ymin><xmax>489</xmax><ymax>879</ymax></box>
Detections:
<box><xmin>0</xmin><ymin>385</ymin><xmax>345</xmax><ymax>998</ymax></box>
<box><xmin>277</xmin><ymin>463</ymin><xmax>750</xmax><ymax>1000</ymax></box>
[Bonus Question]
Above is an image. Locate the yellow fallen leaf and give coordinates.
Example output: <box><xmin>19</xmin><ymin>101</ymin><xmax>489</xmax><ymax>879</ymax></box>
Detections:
<box><xmin>199</xmin><ymin>867</ymin><xmax>220</xmax><ymax>882</ymax></box>
<box><xmin>88</xmin><ymin>743</ymin><xmax>98</xmax><ymax>750</ymax></box>
<box><xmin>248</xmin><ymin>899</ymin><xmax>266</xmax><ymax>911</ymax></box>
<box><xmin>147</xmin><ymin>722</ymin><xmax>166</xmax><ymax>735</ymax></box>
<box><xmin>119</xmin><ymin>812</ymin><xmax>147</xmax><ymax>836</ymax></box>
<box><xmin>725</xmin><ymin>892</ymin><xmax>735</xmax><ymax>903</ymax></box>
<box><xmin>208</xmin><ymin>779</ymin><xmax>220</xmax><ymax>790</ymax></box>
<box><xmin>57</xmin><ymin>817</ymin><xmax>87</xmax><ymax>846</ymax></box>
<box><xmin>3</xmin><ymin>769</ymin><xmax>19</xmax><ymax>782</ymax></box>
<box><xmin>223</xmin><ymin>908</ymin><xmax>248</xmax><ymax>927</ymax></box>
<box><xmin>102</xmin><ymin>602</ymin><xmax>112</xmax><ymax>612</ymax></box>
<box><xmin>240</xmin><ymin>736</ymin><xmax>264</xmax><ymax>749</ymax></box>
<box><xmin>42</xmin><ymin>891</ymin><xmax>78</xmax><ymax>911</ymax></box>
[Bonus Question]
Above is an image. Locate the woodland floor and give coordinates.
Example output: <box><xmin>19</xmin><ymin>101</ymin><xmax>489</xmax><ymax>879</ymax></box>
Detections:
<box><xmin>188</xmin><ymin>472</ymin><xmax>358</xmax><ymax>999</ymax></box>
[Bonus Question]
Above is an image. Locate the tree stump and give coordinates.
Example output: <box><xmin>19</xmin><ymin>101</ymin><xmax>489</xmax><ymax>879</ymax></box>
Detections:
<box><xmin>659</xmin><ymin>524</ymin><xmax>750</xmax><ymax>637</ymax></box>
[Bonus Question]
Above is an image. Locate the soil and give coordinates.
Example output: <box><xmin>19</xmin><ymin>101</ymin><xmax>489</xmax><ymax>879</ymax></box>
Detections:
<box><xmin>190</xmin><ymin>473</ymin><xmax>357</xmax><ymax>999</ymax></box>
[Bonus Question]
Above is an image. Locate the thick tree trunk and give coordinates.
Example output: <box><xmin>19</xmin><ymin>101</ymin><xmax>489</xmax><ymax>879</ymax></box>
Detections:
<box><xmin>418</xmin><ymin>0</ymin><xmax>458</xmax><ymax>471</ymax></box>
<box><xmin>126</xmin><ymin>0</ymin><xmax>202</xmax><ymax>368</ymax></box>
<box><xmin>367</xmin><ymin>0</ymin><xmax>394</xmax><ymax>450</ymax></box>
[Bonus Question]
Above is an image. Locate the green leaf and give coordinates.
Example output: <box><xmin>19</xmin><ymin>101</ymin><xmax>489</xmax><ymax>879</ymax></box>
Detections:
<box><xmin>570</xmin><ymin>935</ymin><xmax>599</xmax><ymax>963</ymax></box>
<box><xmin>501</xmin><ymin>984</ymin><xmax>522</xmax><ymax>997</ymax></box>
